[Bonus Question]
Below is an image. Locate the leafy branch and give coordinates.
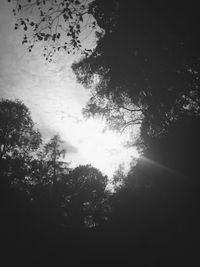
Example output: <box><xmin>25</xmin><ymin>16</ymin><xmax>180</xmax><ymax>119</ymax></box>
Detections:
<box><xmin>9</xmin><ymin>0</ymin><xmax>99</xmax><ymax>61</ymax></box>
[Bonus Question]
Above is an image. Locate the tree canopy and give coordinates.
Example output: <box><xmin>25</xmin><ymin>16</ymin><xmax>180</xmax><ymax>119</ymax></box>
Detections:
<box><xmin>10</xmin><ymin>0</ymin><xmax>200</xmax><ymax>142</ymax></box>
<box><xmin>72</xmin><ymin>1</ymin><xmax>200</xmax><ymax>138</ymax></box>
<box><xmin>0</xmin><ymin>99</ymin><xmax>42</xmax><ymax>160</ymax></box>
<box><xmin>0</xmin><ymin>98</ymin><xmax>109</xmax><ymax>229</ymax></box>
<box><xmin>62</xmin><ymin>165</ymin><xmax>109</xmax><ymax>227</ymax></box>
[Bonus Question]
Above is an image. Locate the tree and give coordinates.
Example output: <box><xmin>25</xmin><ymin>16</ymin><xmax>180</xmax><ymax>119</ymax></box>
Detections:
<box><xmin>0</xmin><ymin>99</ymin><xmax>43</xmax><ymax>240</ymax></box>
<box><xmin>72</xmin><ymin>1</ymin><xmax>200</xmax><ymax>137</ymax></box>
<box><xmin>39</xmin><ymin>134</ymin><xmax>68</xmax><ymax>181</ymax></box>
<box><xmin>28</xmin><ymin>134</ymin><xmax>70</xmax><ymax>226</ymax></box>
<box><xmin>62</xmin><ymin>164</ymin><xmax>109</xmax><ymax>227</ymax></box>
<box><xmin>0</xmin><ymin>98</ymin><xmax>42</xmax><ymax>192</ymax></box>
<box><xmin>11</xmin><ymin>1</ymin><xmax>200</xmax><ymax>140</ymax></box>
<box><xmin>0</xmin><ymin>99</ymin><xmax>41</xmax><ymax>160</ymax></box>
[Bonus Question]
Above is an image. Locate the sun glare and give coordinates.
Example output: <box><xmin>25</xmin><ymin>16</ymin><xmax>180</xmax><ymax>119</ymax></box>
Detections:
<box><xmin>132</xmin><ymin>147</ymin><xmax>140</xmax><ymax>159</ymax></box>
<box><xmin>61</xmin><ymin>117</ymin><xmax>140</xmax><ymax>178</ymax></box>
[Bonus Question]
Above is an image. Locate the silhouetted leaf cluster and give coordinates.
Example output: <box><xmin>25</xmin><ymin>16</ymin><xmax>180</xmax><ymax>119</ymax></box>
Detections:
<box><xmin>9</xmin><ymin>0</ymin><xmax>98</xmax><ymax>60</ymax></box>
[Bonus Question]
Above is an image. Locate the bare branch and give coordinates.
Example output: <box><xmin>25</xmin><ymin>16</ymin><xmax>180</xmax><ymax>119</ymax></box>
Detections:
<box><xmin>119</xmin><ymin>105</ymin><xmax>144</xmax><ymax>113</ymax></box>
<box><xmin>120</xmin><ymin>119</ymin><xmax>143</xmax><ymax>134</ymax></box>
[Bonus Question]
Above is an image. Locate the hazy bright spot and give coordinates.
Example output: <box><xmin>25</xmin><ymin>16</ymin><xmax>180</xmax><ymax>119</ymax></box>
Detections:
<box><xmin>132</xmin><ymin>147</ymin><xmax>140</xmax><ymax>159</ymax></box>
<box><xmin>61</xmin><ymin>117</ymin><xmax>140</xmax><ymax>177</ymax></box>
<box><xmin>0</xmin><ymin>1</ymin><xmax>141</xmax><ymax>179</ymax></box>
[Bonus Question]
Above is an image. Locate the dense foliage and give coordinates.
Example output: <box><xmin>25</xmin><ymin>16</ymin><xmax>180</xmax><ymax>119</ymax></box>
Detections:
<box><xmin>0</xmin><ymin>99</ymin><xmax>41</xmax><ymax>160</ymax></box>
<box><xmin>0</xmin><ymin>99</ymin><xmax>109</xmax><ymax>230</ymax></box>
<box><xmin>72</xmin><ymin>1</ymin><xmax>200</xmax><ymax>140</ymax></box>
<box><xmin>4</xmin><ymin>1</ymin><xmax>200</xmax><ymax>264</ymax></box>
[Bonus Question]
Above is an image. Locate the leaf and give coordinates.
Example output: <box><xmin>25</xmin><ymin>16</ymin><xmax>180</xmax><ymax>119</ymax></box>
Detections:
<box><xmin>52</xmin><ymin>34</ymin><xmax>56</xmax><ymax>42</ymax></box>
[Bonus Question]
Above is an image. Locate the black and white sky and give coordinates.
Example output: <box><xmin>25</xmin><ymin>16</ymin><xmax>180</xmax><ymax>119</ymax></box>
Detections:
<box><xmin>0</xmin><ymin>0</ymin><xmax>140</xmax><ymax>178</ymax></box>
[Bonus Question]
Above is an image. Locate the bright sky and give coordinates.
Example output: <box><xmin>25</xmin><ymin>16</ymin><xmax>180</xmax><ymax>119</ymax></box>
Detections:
<box><xmin>0</xmin><ymin>1</ymin><xmax>140</xmax><ymax>178</ymax></box>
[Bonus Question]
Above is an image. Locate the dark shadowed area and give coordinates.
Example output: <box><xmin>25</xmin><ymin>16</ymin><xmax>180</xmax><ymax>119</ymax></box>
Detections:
<box><xmin>1</xmin><ymin>1</ymin><xmax>200</xmax><ymax>266</ymax></box>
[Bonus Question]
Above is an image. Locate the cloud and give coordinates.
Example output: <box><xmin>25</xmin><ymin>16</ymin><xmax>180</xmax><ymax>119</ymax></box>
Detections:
<box><xmin>63</xmin><ymin>141</ymin><xmax>78</xmax><ymax>154</ymax></box>
<box><xmin>0</xmin><ymin>1</ymin><xmax>140</xmax><ymax>179</ymax></box>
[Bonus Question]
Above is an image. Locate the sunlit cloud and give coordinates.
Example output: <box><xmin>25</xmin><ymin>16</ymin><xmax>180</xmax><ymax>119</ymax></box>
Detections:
<box><xmin>0</xmin><ymin>1</ymin><xmax>140</xmax><ymax>179</ymax></box>
<box><xmin>59</xmin><ymin>117</ymin><xmax>139</xmax><ymax>177</ymax></box>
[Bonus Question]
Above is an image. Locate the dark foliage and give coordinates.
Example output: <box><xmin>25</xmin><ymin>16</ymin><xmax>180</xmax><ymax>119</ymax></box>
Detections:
<box><xmin>0</xmin><ymin>98</ymin><xmax>42</xmax><ymax>160</ymax></box>
<box><xmin>4</xmin><ymin>1</ymin><xmax>200</xmax><ymax>264</ymax></box>
<box><xmin>72</xmin><ymin>1</ymin><xmax>200</xmax><ymax>138</ymax></box>
<box><xmin>0</xmin><ymin>100</ymin><xmax>112</xmax><ymax>265</ymax></box>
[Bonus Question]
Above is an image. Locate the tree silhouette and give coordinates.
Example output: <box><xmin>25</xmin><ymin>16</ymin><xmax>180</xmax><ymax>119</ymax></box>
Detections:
<box><xmin>72</xmin><ymin>1</ymin><xmax>200</xmax><ymax>137</ymax></box>
<box><xmin>61</xmin><ymin>164</ymin><xmax>109</xmax><ymax>227</ymax></box>
<box><xmin>27</xmin><ymin>134</ymin><xmax>70</xmax><ymax>226</ymax></box>
<box><xmin>0</xmin><ymin>99</ymin><xmax>41</xmax><ymax>160</ymax></box>
<box><xmin>0</xmin><ymin>99</ymin><xmax>42</xmax><ymax>192</ymax></box>
<box><xmin>0</xmin><ymin>99</ymin><xmax>43</xmax><ymax>252</ymax></box>
<box><xmin>26</xmin><ymin>137</ymin><xmax>109</xmax><ymax>228</ymax></box>
<box><xmin>39</xmin><ymin>134</ymin><xmax>68</xmax><ymax>182</ymax></box>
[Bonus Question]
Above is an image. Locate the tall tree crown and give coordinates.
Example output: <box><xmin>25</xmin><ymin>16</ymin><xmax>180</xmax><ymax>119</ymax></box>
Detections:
<box><xmin>0</xmin><ymin>99</ymin><xmax>41</xmax><ymax>159</ymax></box>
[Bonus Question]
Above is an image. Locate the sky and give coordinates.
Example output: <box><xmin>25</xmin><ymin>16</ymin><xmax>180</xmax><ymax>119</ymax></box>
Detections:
<box><xmin>0</xmin><ymin>0</ymin><xmax>140</xmax><ymax>178</ymax></box>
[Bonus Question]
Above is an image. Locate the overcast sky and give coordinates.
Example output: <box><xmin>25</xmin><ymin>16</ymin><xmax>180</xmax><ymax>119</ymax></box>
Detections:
<box><xmin>0</xmin><ymin>1</ymin><xmax>140</xmax><ymax>178</ymax></box>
